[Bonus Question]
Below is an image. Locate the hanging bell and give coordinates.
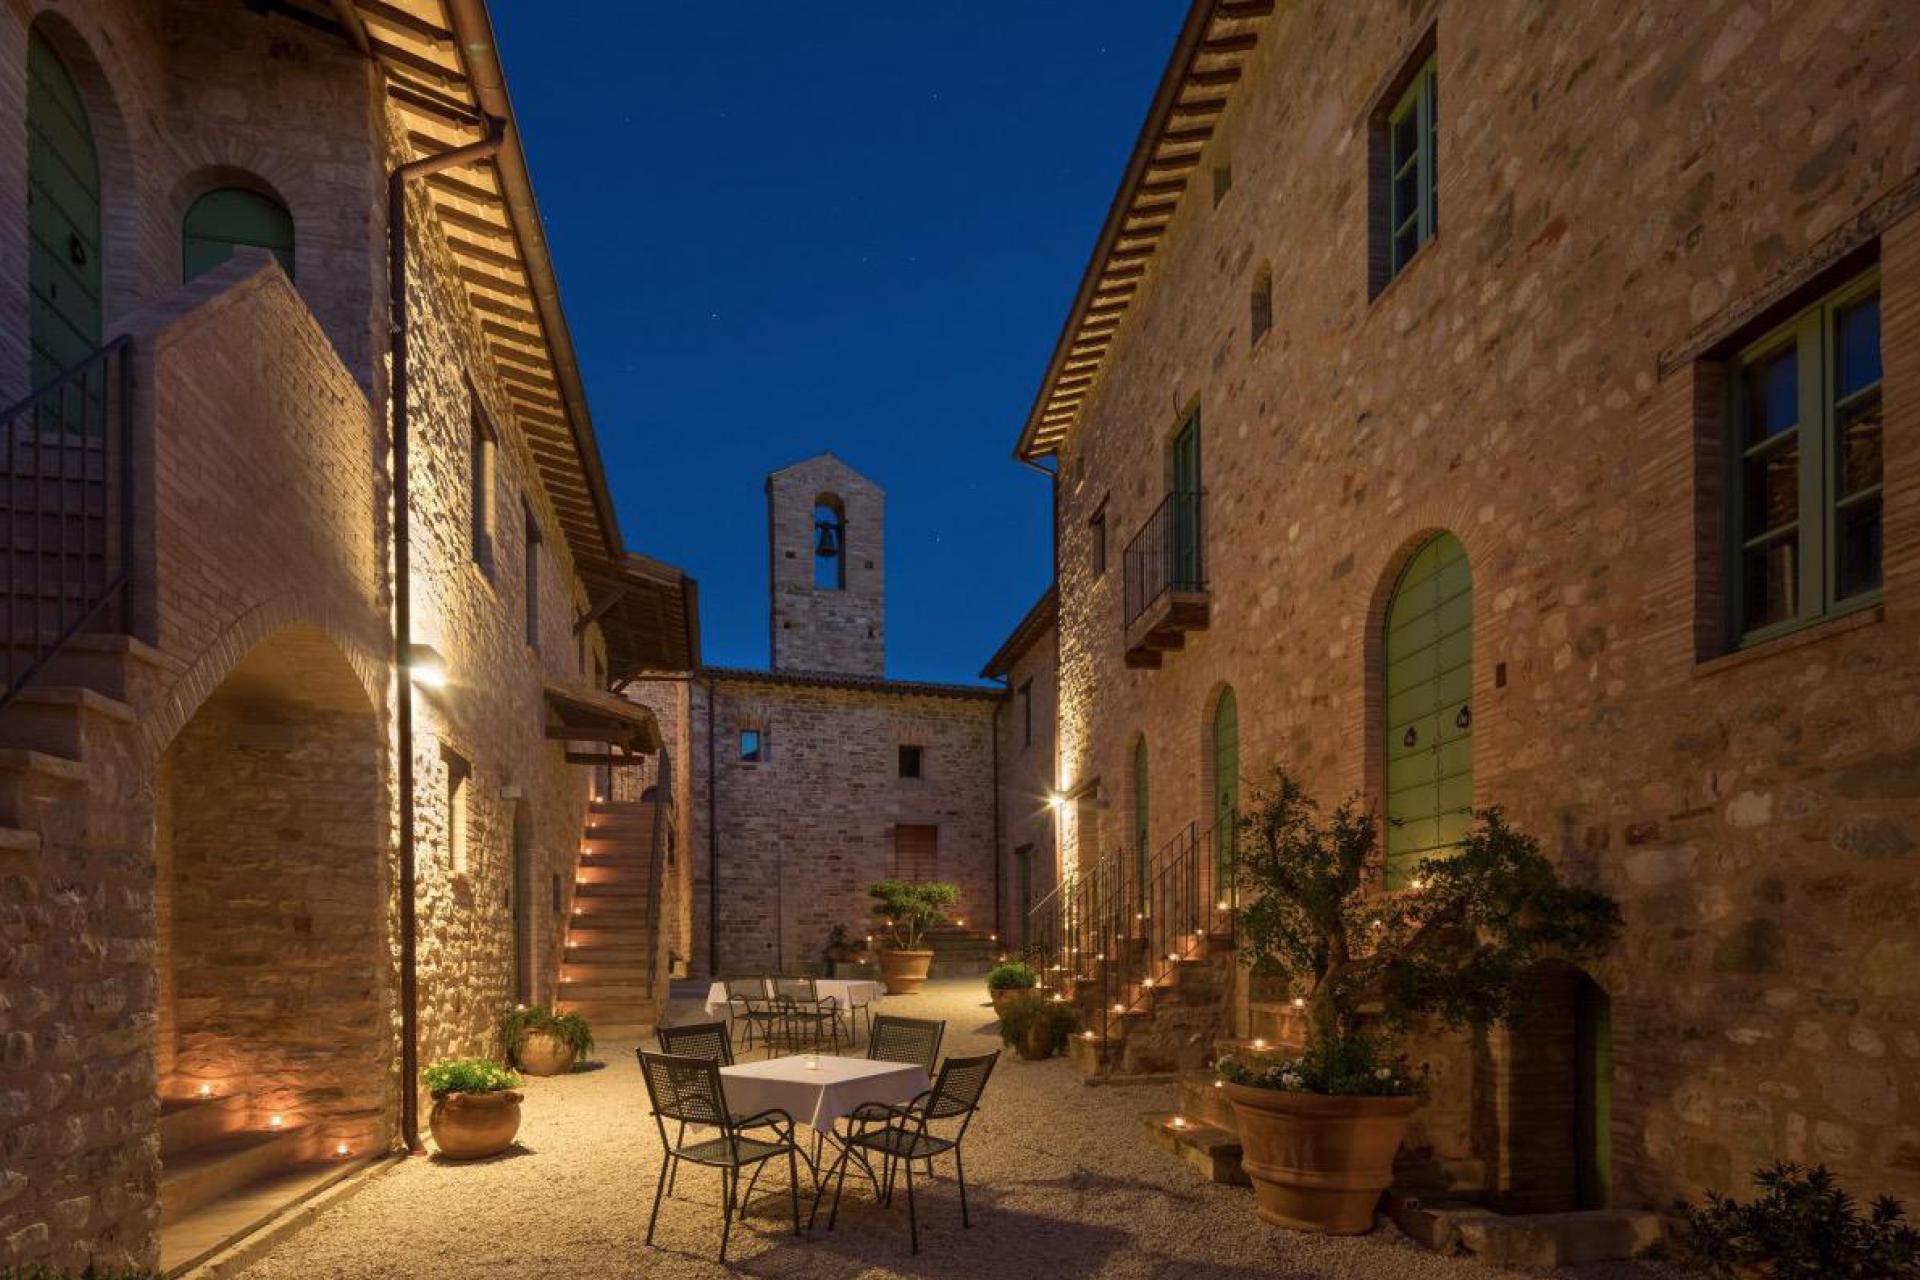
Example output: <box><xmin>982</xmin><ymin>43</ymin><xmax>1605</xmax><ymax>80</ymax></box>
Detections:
<box><xmin>814</xmin><ymin>521</ymin><xmax>840</xmax><ymax>558</ymax></box>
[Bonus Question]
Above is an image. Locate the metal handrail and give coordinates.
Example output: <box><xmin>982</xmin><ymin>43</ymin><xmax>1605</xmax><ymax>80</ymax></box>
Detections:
<box><xmin>1</xmin><ymin>337</ymin><xmax>135</xmax><ymax>711</ymax></box>
<box><xmin>1121</xmin><ymin>488</ymin><xmax>1207</xmax><ymax>630</ymax></box>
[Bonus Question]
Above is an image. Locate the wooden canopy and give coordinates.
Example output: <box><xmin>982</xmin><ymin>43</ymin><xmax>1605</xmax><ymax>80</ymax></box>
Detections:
<box><xmin>545</xmin><ymin>680</ymin><xmax>661</xmax><ymax>760</ymax></box>
<box><xmin>1015</xmin><ymin>0</ymin><xmax>1275</xmax><ymax>462</ymax></box>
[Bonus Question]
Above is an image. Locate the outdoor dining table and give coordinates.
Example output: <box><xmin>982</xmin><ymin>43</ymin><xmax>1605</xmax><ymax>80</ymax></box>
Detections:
<box><xmin>702</xmin><ymin>977</ymin><xmax>883</xmax><ymax>1020</ymax></box>
<box><xmin>719</xmin><ymin>1054</ymin><xmax>929</xmax><ymax>1137</ymax></box>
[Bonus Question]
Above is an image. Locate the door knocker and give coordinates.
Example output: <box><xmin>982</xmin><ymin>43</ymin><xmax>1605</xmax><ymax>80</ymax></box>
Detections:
<box><xmin>1455</xmin><ymin>704</ymin><xmax>1472</xmax><ymax>730</ymax></box>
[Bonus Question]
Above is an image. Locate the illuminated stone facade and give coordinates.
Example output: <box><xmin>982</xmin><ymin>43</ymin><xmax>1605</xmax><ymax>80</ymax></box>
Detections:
<box><xmin>1042</xmin><ymin>0</ymin><xmax>1920</xmax><ymax>1216</ymax></box>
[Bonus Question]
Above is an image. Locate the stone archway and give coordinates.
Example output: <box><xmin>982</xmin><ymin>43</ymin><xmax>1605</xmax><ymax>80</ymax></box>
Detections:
<box><xmin>153</xmin><ymin>623</ymin><xmax>391</xmax><ymax>1218</ymax></box>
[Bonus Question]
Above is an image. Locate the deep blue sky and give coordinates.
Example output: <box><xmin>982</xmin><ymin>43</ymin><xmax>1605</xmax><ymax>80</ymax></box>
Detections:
<box><xmin>492</xmin><ymin>4</ymin><xmax>1183</xmax><ymax>683</ymax></box>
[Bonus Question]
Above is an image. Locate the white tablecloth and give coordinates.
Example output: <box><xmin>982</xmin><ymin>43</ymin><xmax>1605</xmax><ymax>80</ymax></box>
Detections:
<box><xmin>702</xmin><ymin>979</ymin><xmax>883</xmax><ymax>1019</ymax></box>
<box><xmin>720</xmin><ymin>1056</ymin><xmax>929</xmax><ymax>1134</ymax></box>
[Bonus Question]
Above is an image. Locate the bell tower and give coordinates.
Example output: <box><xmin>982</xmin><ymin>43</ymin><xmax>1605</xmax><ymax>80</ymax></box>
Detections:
<box><xmin>766</xmin><ymin>453</ymin><xmax>885</xmax><ymax>676</ymax></box>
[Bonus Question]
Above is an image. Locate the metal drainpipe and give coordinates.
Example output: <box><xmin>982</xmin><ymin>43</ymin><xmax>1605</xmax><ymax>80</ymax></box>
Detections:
<box><xmin>390</xmin><ymin>118</ymin><xmax>505</xmax><ymax>1156</ymax></box>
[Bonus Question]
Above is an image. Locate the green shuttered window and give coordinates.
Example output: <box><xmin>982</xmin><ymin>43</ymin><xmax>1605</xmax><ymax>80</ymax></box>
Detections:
<box><xmin>183</xmin><ymin>187</ymin><xmax>295</xmax><ymax>283</ymax></box>
<box><xmin>1386</xmin><ymin>57</ymin><xmax>1437</xmax><ymax>281</ymax></box>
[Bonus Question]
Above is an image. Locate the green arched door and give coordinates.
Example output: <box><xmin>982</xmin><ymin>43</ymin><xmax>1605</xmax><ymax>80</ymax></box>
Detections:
<box><xmin>27</xmin><ymin>28</ymin><xmax>103</xmax><ymax>390</ymax></box>
<box><xmin>1212</xmin><ymin>688</ymin><xmax>1239</xmax><ymax>902</ymax></box>
<box><xmin>183</xmin><ymin>188</ymin><xmax>295</xmax><ymax>282</ymax></box>
<box><xmin>1383</xmin><ymin>532</ymin><xmax>1473</xmax><ymax>888</ymax></box>
<box><xmin>1132</xmin><ymin>737</ymin><xmax>1149</xmax><ymax>903</ymax></box>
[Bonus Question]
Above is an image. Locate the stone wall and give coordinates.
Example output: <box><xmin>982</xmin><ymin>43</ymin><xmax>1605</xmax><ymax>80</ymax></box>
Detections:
<box><xmin>993</xmin><ymin>619</ymin><xmax>1058</xmax><ymax>949</ymax></box>
<box><xmin>1048</xmin><ymin>0</ymin><xmax>1920</xmax><ymax>1212</ymax></box>
<box><xmin>687</xmin><ymin>674</ymin><xmax>999</xmax><ymax>977</ymax></box>
<box><xmin>768</xmin><ymin>454</ymin><xmax>885</xmax><ymax>676</ymax></box>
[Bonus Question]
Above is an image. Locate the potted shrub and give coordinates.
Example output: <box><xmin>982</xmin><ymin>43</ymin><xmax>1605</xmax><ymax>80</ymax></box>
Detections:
<box><xmin>499</xmin><ymin>1005</ymin><xmax>593</xmax><ymax>1076</ymax></box>
<box><xmin>998</xmin><ymin>996</ymin><xmax>1077</xmax><ymax>1061</ymax></box>
<box><xmin>868</xmin><ymin>879</ymin><xmax>958</xmax><ymax>995</ymax></box>
<box><xmin>822</xmin><ymin>922</ymin><xmax>869</xmax><ymax>976</ymax></box>
<box><xmin>986</xmin><ymin>960</ymin><xmax>1039</xmax><ymax>1014</ymax></box>
<box><xmin>425</xmin><ymin>1058</ymin><xmax>523</xmax><ymax>1160</ymax></box>
<box><xmin>1654</xmin><ymin>1161</ymin><xmax>1920</xmax><ymax>1278</ymax></box>
<box><xmin>1219</xmin><ymin>769</ymin><xmax>1621</xmax><ymax>1235</ymax></box>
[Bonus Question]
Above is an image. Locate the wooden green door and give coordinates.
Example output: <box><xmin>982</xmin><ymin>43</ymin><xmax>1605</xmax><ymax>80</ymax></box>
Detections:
<box><xmin>28</xmin><ymin>29</ymin><xmax>102</xmax><ymax>391</ymax></box>
<box><xmin>1575</xmin><ymin>977</ymin><xmax>1613</xmax><ymax>1209</ymax></box>
<box><xmin>1132</xmin><ymin>738</ymin><xmax>1150</xmax><ymax>903</ymax></box>
<box><xmin>1171</xmin><ymin>413</ymin><xmax>1201</xmax><ymax>587</ymax></box>
<box><xmin>1383</xmin><ymin>532</ymin><xmax>1473</xmax><ymax>887</ymax></box>
<box><xmin>1212</xmin><ymin>688</ymin><xmax>1239</xmax><ymax>901</ymax></box>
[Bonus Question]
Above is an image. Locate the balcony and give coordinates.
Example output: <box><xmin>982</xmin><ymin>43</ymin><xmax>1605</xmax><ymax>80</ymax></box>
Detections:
<box><xmin>1121</xmin><ymin>489</ymin><xmax>1209</xmax><ymax>668</ymax></box>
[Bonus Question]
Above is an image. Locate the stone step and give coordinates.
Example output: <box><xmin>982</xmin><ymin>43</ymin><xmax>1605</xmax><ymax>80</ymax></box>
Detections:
<box><xmin>574</xmin><ymin>880</ymin><xmax>649</xmax><ymax>899</ymax></box>
<box><xmin>0</xmin><ymin>746</ymin><xmax>88</xmax><ymax>827</ymax></box>
<box><xmin>0</xmin><ymin>683</ymin><xmax>134</xmax><ymax>757</ymax></box>
<box><xmin>1179</xmin><ymin>1069</ymin><xmax>1237</xmax><ymax>1131</ymax></box>
<box><xmin>576</xmin><ymin>850</ymin><xmax>653</xmax><ymax>869</ymax></box>
<box><xmin>1142</xmin><ymin>1111</ymin><xmax>1248</xmax><ymax>1186</ymax></box>
<box><xmin>1</xmin><ymin>631</ymin><xmax>174</xmax><ymax>700</ymax></box>
<box><xmin>569</xmin><ymin>899</ymin><xmax>655</xmax><ymax>920</ymax></box>
<box><xmin>1411</xmin><ymin>1205</ymin><xmax>1664</xmax><ymax>1267</ymax></box>
<box><xmin>564</xmin><ymin>943</ymin><xmax>653</xmax><ymax>965</ymax></box>
<box><xmin>160</xmin><ymin>1125</ymin><xmax>308</xmax><ymax>1221</ymax></box>
<box><xmin>158</xmin><ymin>1155</ymin><xmax>376</xmax><ymax>1277</ymax></box>
<box><xmin>158</xmin><ymin>1091</ymin><xmax>249</xmax><ymax>1159</ymax></box>
<box><xmin>555</xmin><ymin>998</ymin><xmax>660</xmax><ymax>1031</ymax></box>
<box><xmin>563</xmin><ymin>927</ymin><xmax>651</xmax><ymax>949</ymax></box>
<box><xmin>560</xmin><ymin>976</ymin><xmax>655</xmax><ymax>999</ymax></box>
<box><xmin>0</xmin><ymin>825</ymin><xmax>40</xmax><ymax>860</ymax></box>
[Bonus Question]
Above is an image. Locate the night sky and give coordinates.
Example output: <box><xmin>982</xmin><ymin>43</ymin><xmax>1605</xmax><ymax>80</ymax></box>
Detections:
<box><xmin>489</xmin><ymin>3</ymin><xmax>1183</xmax><ymax>683</ymax></box>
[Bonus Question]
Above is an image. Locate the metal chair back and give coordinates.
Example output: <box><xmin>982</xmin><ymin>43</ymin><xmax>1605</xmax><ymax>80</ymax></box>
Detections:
<box><xmin>723</xmin><ymin>976</ymin><xmax>769</xmax><ymax>1005</ymax></box>
<box><xmin>924</xmin><ymin>1050</ymin><xmax>998</xmax><ymax>1122</ymax></box>
<box><xmin>657</xmin><ymin>1020</ymin><xmax>734</xmax><ymax>1066</ymax></box>
<box><xmin>868</xmin><ymin>1015</ymin><xmax>944</xmax><ymax>1071</ymax></box>
<box><xmin>637</xmin><ymin>1050</ymin><xmax>731</xmax><ymax>1139</ymax></box>
<box><xmin>772</xmin><ymin>976</ymin><xmax>818</xmax><ymax>1005</ymax></box>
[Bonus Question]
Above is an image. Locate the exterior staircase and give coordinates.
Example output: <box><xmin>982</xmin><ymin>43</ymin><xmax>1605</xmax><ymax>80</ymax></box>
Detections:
<box><xmin>925</xmin><ymin>923</ymin><xmax>1000</xmax><ymax>977</ymax></box>
<box><xmin>557</xmin><ymin>797</ymin><xmax>665</xmax><ymax>1037</ymax></box>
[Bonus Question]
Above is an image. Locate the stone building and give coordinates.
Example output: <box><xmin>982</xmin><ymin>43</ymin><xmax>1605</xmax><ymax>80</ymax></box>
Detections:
<box><xmin>662</xmin><ymin>454</ymin><xmax>1007</xmax><ymax>979</ymax></box>
<box><xmin>982</xmin><ymin>587</ymin><xmax>1059</xmax><ymax>948</ymax></box>
<box><xmin>0</xmin><ymin>2</ymin><xmax>694</xmax><ymax>1272</ymax></box>
<box><xmin>1017</xmin><ymin>0</ymin><xmax>1920</xmax><ymax>1226</ymax></box>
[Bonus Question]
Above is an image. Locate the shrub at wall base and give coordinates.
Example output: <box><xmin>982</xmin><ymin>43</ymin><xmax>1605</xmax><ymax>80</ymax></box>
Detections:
<box><xmin>1220</xmin><ymin>769</ymin><xmax>1622</xmax><ymax>1235</ymax></box>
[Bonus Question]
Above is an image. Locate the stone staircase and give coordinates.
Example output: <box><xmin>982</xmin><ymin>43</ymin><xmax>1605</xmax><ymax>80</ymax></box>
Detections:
<box><xmin>557</xmin><ymin>798</ymin><xmax>665</xmax><ymax>1037</ymax></box>
<box><xmin>1063</xmin><ymin>925</ymin><xmax>1237</xmax><ymax>1078</ymax></box>
<box><xmin>925</xmin><ymin>923</ymin><xmax>1001</xmax><ymax>977</ymax></box>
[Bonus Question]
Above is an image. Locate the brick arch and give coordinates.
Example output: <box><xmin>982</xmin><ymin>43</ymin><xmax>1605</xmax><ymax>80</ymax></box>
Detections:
<box><xmin>23</xmin><ymin>6</ymin><xmax>146</xmax><ymax>338</ymax></box>
<box><xmin>138</xmin><ymin>595</ymin><xmax>388</xmax><ymax>768</ymax></box>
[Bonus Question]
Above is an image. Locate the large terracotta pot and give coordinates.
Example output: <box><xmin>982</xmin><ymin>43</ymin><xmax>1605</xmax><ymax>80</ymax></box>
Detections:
<box><xmin>877</xmin><ymin>948</ymin><xmax>934</xmax><ymax>995</ymax></box>
<box><xmin>1222</xmin><ymin>1082</ymin><xmax>1418</xmax><ymax>1234</ymax></box>
<box><xmin>429</xmin><ymin>1090</ymin><xmax>523</xmax><ymax>1160</ymax></box>
<box><xmin>514</xmin><ymin>1030</ymin><xmax>576</xmax><ymax>1077</ymax></box>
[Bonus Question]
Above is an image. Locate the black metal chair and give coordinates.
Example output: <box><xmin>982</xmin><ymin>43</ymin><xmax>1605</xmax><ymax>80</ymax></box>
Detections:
<box><xmin>658</xmin><ymin>1020</ymin><xmax>734</xmax><ymax>1065</ymax></box>
<box><xmin>723</xmin><ymin>976</ymin><xmax>779</xmax><ymax>1053</ymax></box>
<box><xmin>773</xmin><ymin>976</ymin><xmax>842</xmax><ymax>1055</ymax></box>
<box><xmin>867</xmin><ymin>1015</ymin><xmax>944</xmax><ymax>1072</ymax></box>
<box><xmin>637</xmin><ymin>1050</ymin><xmax>803</xmax><ymax>1262</ymax></box>
<box><xmin>819</xmin><ymin>1050</ymin><xmax>1000</xmax><ymax>1253</ymax></box>
<box><xmin>835</xmin><ymin>982</ymin><xmax>875</xmax><ymax>1046</ymax></box>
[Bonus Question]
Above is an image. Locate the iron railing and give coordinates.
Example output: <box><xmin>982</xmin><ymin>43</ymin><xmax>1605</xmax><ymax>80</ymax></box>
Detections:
<box><xmin>1121</xmin><ymin>488</ymin><xmax>1206</xmax><ymax>630</ymax></box>
<box><xmin>1024</xmin><ymin>815</ymin><xmax>1237</xmax><ymax>1068</ymax></box>
<box><xmin>1</xmin><ymin>337</ymin><xmax>134</xmax><ymax>710</ymax></box>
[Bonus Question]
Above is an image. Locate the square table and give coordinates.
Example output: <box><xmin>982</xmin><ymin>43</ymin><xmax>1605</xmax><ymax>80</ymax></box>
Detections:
<box><xmin>720</xmin><ymin>1055</ymin><xmax>928</xmax><ymax>1135</ymax></box>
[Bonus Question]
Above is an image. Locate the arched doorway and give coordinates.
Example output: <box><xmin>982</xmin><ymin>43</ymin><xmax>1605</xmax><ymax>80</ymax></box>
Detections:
<box><xmin>154</xmin><ymin>626</ymin><xmax>388</xmax><ymax>1229</ymax></box>
<box><xmin>1210</xmin><ymin>687</ymin><xmax>1238</xmax><ymax>906</ymax></box>
<box><xmin>1382</xmin><ymin>531</ymin><xmax>1473</xmax><ymax>888</ymax></box>
<box><xmin>27</xmin><ymin>25</ymin><xmax>103</xmax><ymax>390</ymax></box>
<box><xmin>1500</xmin><ymin>962</ymin><xmax>1613</xmax><ymax>1212</ymax></box>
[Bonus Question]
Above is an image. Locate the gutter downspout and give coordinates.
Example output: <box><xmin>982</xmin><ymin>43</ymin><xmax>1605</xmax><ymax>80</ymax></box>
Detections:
<box><xmin>390</xmin><ymin>118</ymin><xmax>505</xmax><ymax>1156</ymax></box>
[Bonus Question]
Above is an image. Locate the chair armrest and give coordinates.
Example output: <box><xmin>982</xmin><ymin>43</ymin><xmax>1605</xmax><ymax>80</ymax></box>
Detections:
<box><xmin>732</xmin><ymin>1107</ymin><xmax>796</xmax><ymax>1137</ymax></box>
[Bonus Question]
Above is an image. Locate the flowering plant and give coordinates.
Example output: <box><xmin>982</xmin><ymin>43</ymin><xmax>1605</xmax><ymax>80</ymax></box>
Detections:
<box><xmin>1215</xmin><ymin>1035</ymin><xmax>1423</xmax><ymax>1099</ymax></box>
<box><xmin>423</xmin><ymin>1058</ymin><xmax>520</xmax><ymax>1096</ymax></box>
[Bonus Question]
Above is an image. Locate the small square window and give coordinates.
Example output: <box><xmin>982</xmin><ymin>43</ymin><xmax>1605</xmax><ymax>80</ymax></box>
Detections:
<box><xmin>739</xmin><ymin>728</ymin><xmax>764</xmax><ymax>763</ymax></box>
<box><xmin>899</xmin><ymin>744</ymin><xmax>924</xmax><ymax>779</ymax></box>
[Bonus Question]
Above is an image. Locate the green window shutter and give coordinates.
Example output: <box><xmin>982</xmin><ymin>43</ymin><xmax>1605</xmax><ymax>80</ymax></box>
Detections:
<box><xmin>1383</xmin><ymin>532</ymin><xmax>1472</xmax><ymax>887</ymax></box>
<box><xmin>27</xmin><ymin>28</ymin><xmax>103</xmax><ymax>391</ymax></box>
<box><xmin>183</xmin><ymin>187</ymin><xmax>296</xmax><ymax>283</ymax></box>
<box><xmin>1386</xmin><ymin>57</ymin><xmax>1437</xmax><ymax>280</ymax></box>
<box><xmin>1212</xmin><ymin>688</ymin><xmax>1239</xmax><ymax>900</ymax></box>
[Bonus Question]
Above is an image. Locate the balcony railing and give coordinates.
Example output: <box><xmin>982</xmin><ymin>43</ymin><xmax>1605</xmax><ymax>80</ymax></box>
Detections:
<box><xmin>1122</xmin><ymin>489</ymin><xmax>1206</xmax><ymax>630</ymax></box>
<box><xmin>1</xmin><ymin>337</ymin><xmax>134</xmax><ymax>710</ymax></box>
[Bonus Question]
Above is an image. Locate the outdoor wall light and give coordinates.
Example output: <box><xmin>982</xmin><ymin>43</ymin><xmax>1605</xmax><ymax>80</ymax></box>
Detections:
<box><xmin>405</xmin><ymin>643</ymin><xmax>448</xmax><ymax>689</ymax></box>
<box><xmin>1251</xmin><ymin>1038</ymin><xmax>1267</xmax><ymax>1051</ymax></box>
<box><xmin>269</xmin><ymin>1114</ymin><xmax>285</xmax><ymax>1129</ymax></box>
<box><xmin>335</xmin><ymin>1141</ymin><xmax>350</xmax><ymax>1158</ymax></box>
<box><xmin>196</xmin><ymin>1083</ymin><xmax>213</xmax><ymax>1099</ymax></box>
<box><xmin>1047</xmin><ymin>791</ymin><xmax>1066</xmax><ymax>811</ymax></box>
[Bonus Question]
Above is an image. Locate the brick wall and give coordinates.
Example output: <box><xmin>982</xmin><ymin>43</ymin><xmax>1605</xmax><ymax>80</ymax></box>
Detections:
<box><xmin>768</xmin><ymin>455</ymin><xmax>886</xmax><ymax>676</ymax></box>
<box><xmin>994</xmin><ymin>623</ymin><xmax>1058</xmax><ymax>948</ymax></box>
<box><xmin>1049</xmin><ymin>0</ymin><xmax>1920</xmax><ymax>1211</ymax></box>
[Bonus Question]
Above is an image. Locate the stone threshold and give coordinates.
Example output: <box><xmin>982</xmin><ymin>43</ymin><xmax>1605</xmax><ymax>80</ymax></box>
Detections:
<box><xmin>172</xmin><ymin>1152</ymin><xmax>403</xmax><ymax>1279</ymax></box>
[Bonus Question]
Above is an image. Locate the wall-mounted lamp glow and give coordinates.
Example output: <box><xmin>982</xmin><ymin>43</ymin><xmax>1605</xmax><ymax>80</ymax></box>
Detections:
<box><xmin>1047</xmin><ymin>791</ymin><xmax>1067</xmax><ymax>812</ymax></box>
<box><xmin>405</xmin><ymin>643</ymin><xmax>448</xmax><ymax>689</ymax></box>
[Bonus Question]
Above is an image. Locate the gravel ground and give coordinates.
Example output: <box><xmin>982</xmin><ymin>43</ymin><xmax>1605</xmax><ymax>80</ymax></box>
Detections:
<box><xmin>234</xmin><ymin>980</ymin><xmax>1684</xmax><ymax>1280</ymax></box>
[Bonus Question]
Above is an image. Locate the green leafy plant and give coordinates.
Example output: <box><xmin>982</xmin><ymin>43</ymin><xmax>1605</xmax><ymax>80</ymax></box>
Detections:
<box><xmin>423</xmin><ymin>1058</ymin><xmax>520</xmax><ymax>1097</ymax></box>
<box><xmin>1651</xmin><ymin>1162</ymin><xmax>1920</xmax><ymax>1278</ymax></box>
<box><xmin>868</xmin><ymin>879</ymin><xmax>959</xmax><ymax>950</ymax></box>
<box><xmin>499</xmin><ymin>1005</ymin><xmax>592</xmax><ymax>1063</ymax></box>
<box><xmin>1215</xmin><ymin>1034</ymin><xmax>1423</xmax><ymax>1099</ymax></box>
<box><xmin>987</xmin><ymin>960</ymin><xmax>1039</xmax><ymax>992</ymax></box>
<box><xmin>822</xmin><ymin>922</ymin><xmax>865</xmax><ymax>961</ymax></box>
<box><xmin>1225</xmin><ymin>767</ymin><xmax>1621</xmax><ymax>1093</ymax></box>
<box><xmin>997</xmin><ymin>996</ymin><xmax>1077</xmax><ymax>1055</ymax></box>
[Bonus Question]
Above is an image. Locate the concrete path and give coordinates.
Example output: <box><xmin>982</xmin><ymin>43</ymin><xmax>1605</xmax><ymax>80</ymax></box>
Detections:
<box><xmin>231</xmin><ymin>980</ymin><xmax>1679</xmax><ymax>1279</ymax></box>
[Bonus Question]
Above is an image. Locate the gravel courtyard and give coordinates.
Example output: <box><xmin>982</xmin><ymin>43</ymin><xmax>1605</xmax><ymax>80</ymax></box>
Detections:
<box><xmin>233</xmin><ymin>980</ymin><xmax>1678</xmax><ymax>1280</ymax></box>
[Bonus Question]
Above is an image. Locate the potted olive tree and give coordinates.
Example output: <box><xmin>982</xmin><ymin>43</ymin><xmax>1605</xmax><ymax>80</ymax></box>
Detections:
<box><xmin>986</xmin><ymin>960</ymin><xmax>1039</xmax><ymax>1015</ymax></box>
<box><xmin>499</xmin><ymin>1005</ymin><xmax>593</xmax><ymax>1076</ymax></box>
<box><xmin>425</xmin><ymin>1058</ymin><xmax>523</xmax><ymax>1160</ymax></box>
<box><xmin>868</xmin><ymin>879</ymin><xmax>958</xmax><ymax>995</ymax></box>
<box><xmin>1218</xmin><ymin>769</ymin><xmax>1621</xmax><ymax>1235</ymax></box>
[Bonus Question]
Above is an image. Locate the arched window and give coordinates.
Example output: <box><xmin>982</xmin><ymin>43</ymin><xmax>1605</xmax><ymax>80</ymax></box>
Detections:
<box><xmin>28</xmin><ymin>27</ymin><xmax>102</xmax><ymax>389</ymax></box>
<box><xmin>1211</xmin><ymin>688</ymin><xmax>1238</xmax><ymax>902</ymax></box>
<box><xmin>1382</xmin><ymin>531</ymin><xmax>1473</xmax><ymax>888</ymax></box>
<box><xmin>813</xmin><ymin>495</ymin><xmax>845</xmax><ymax>590</ymax></box>
<box><xmin>183</xmin><ymin>187</ymin><xmax>295</xmax><ymax>283</ymax></box>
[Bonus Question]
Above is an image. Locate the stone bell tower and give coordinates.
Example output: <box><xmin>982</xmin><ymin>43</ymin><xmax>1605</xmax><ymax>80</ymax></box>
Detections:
<box><xmin>766</xmin><ymin>453</ymin><xmax>885</xmax><ymax>676</ymax></box>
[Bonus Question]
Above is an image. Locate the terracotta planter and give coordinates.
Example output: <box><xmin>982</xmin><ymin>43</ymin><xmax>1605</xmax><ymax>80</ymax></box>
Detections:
<box><xmin>1222</xmin><ymin>1082</ymin><xmax>1419</xmax><ymax>1234</ymax></box>
<box><xmin>1016</xmin><ymin>1022</ymin><xmax>1057</xmax><ymax>1061</ymax></box>
<box><xmin>877</xmin><ymin>948</ymin><xmax>934</xmax><ymax>995</ymax></box>
<box><xmin>513</xmin><ymin>1029</ymin><xmax>576</xmax><ymax>1077</ymax></box>
<box><xmin>990</xmin><ymin>987</ymin><xmax>1036</xmax><ymax>1015</ymax></box>
<box><xmin>429</xmin><ymin>1089</ymin><xmax>523</xmax><ymax>1160</ymax></box>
